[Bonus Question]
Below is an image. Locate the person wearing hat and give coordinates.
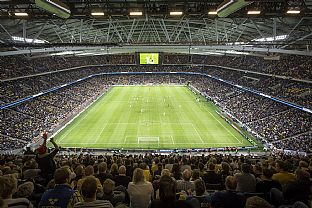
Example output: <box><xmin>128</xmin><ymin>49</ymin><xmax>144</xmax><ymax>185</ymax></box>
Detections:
<box><xmin>35</xmin><ymin>132</ymin><xmax>59</xmax><ymax>184</ymax></box>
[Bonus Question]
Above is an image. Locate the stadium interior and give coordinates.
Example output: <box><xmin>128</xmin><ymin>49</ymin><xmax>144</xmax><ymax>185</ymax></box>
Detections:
<box><xmin>0</xmin><ymin>0</ymin><xmax>312</xmax><ymax>208</ymax></box>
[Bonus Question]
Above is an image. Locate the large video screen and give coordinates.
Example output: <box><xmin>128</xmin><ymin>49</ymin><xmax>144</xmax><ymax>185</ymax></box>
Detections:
<box><xmin>140</xmin><ymin>53</ymin><xmax>159</xmax><ymax>64</ymax></box>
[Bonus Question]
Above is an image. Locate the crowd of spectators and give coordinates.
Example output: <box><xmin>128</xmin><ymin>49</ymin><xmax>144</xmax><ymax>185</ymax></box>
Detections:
<box><xmin>0</xmin><ymin>147</ymin><xmax>311</xmax><ymax>208</ymax></box>
<box><xmin>1</xmin><ymin>78</ymin><xmax>109</xmax><ymax>148</ymax></box>
<box><xmin>188</xmin><ymin>76</ymin><xmax>311</xmax><ymax>145</ymax></box>
<box><xmin>0</xmin><ymin>55</ymin><xmax>135</xmax><ymax>79</ymax></box>
<box><xmin>164</xmin><ymin>54</ymin><xmax>312</xmax><ymax>80</ymax></box>
<box><xmin>274</xmin><ymin>132</ymin><xmax>312</xmax><ymax>153</ymax></box>
<box><xmin>203</xmin><ymin>66</ymin><xmax>311</xmax><ymax>109</ymax></box>
<box><xmin>2</xmin><ymin>54</ymin><xmax>312</xmax><ymax>81</ymax></box>
<box><xmin>0</xmin><ymin>135</ymin><xmax>27</xmax><ymax>151</ymax></box>
<box><xmin>1</xmin><ymin>54</ymin><xmax>311</xmax><ymax>152</ymax></box>
<box><xmin>1</xmin><ymin>63</ymin><xmax>310</xmax><ymax>109</ymax></box>
<box><xmin>1</xmin><ymin>73</ymin><xmax>311</xmax><ymax>152</ymax></box>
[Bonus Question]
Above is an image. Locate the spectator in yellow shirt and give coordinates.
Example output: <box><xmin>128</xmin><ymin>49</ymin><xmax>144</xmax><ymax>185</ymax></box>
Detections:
<box><xmin>272</xmin><ymin>160</ymin><xmax>295</xmax><ymax>188</ymax></box>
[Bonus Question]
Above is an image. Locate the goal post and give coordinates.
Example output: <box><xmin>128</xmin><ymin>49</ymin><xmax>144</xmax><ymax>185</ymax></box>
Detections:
<box><xmin>137</xmin><ymin>137</ymin><xmax>160</xmax><ymax>149</ymax></box>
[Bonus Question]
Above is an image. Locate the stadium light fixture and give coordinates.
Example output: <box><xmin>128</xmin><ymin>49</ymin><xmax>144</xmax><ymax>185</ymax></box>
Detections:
<box><xmin>170</xmin><ymin>11</ymin><xmax>183</xmax><ymax>16</ymax></box>
<box><xmin>14</xmin><ymin>12</ymin><xmax>28</xmax><ymax>16</ymax></box>
<box><xmin>208</xmin><ymin>11</ymin><xmax>218</xmax><ymax>15</ymax></box>
<box><xmin>247</xmin><ymin>10</ymin><xmax>261</xmax><ymax>15</ymax></box>
<box><xmin>129</xmin><ymin>11</ymin><xmax>143</xmax><ymax>16</ymax></box>
<box><xmin>91</xmin><ymin>12</ymin><xmax>105</xmax><ymax>16</ymax></box>
<box><xmin>287</xmin><ymin>10</ymin><xmax>300</xmax><ymax>14</ymax></box>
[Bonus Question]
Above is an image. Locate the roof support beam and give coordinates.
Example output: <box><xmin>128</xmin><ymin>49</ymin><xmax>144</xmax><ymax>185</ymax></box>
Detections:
<box><xmin>151</xmin><ymin>19</ymin><xmax>161</xmax><ymax>42</ymax></box>
<box><xmin>23</xmin><ymin>21</ymin><xmax>27</xmax><ymax>41</ymax></box>
<box><xmin>235</xmin><ymin>24</ymin><xmax>247</xmax><ymax>41</ymax></box>
<box><xmin>187</xmin><ymin>20</ymin><xmax>192</xmax><ymax>42</ymax></box>
<box><xmin>226</xmin><ymin>19</ymin><xmax>247</xmax><ymax>41</ymax></box>
<box><xmin>109</xmin><ymin>18</ymin><xmax>123</xmax><ymax>42</ymax></box>
<box><xmin>158</xmin><ymin>19</ymin><xmax>170</xmax><ymax>42</ymax></box>
<box><xmin>0</xmin><ymin>23</ymin><xmax>13</xmax><ymax>42</ymax></box>
<box><xmin>281</xmin><ymin>32</ymin><xmax>312</xmax><ymax>49</ymax></box>
<box><xmin>137</xmin><ymin>20</ymin><xmax>146</xmax><ymax>43</ymax></box>
<box><xmin>223</xmin><ymin>21</ymin><xmax>229</xmax><ymax>42</ymax></box>
<box><xmin>250</xmin><ymin>19</ymin><xmax>265</xmax><ymax>38</ymax></box>
<box><xmin>215</xmin><ymin>19</ymin><xmax>219</xmax><ymax>43</ymax></box>
<box><xmin>287</xmin><ymin>18</ymin><xmax>304</xmax><ymax>37</ymax></box>
<box><xmin>52</xmin><ymin>27</ymin><xmax>63</xmax><ymax>43</ymax></box>
<box><xmin>79</xmin><ymin>19</ymin><xmax>83</xmax><ymax>43</ymax></box>
<box><xmin>169</xmin><ymin>18</ymin><xmax>185</xmax><ymax>42</ymax></box>
<box><xmin>106</xmin><ymin>20</ymin><xmax>111</xmax><ymax>42</ymax></box>
<box><xmin>174</xmin><ymin>19</ymin><xmax>187</xmax><ymax>42</ymax></box>
<box><xmin>32</xmin><ymin>21</ymin><xmax>48</xmax><ymax>43</ymax></box>
<box><xmin>127</xmin><ymin>19</ymin><xmax>138</xmax><ymax>43</ymax></box>
<box><xmin>272</xmin><ymin>18</ymin><xmax>277</xmax><ymax>48</ymax></box>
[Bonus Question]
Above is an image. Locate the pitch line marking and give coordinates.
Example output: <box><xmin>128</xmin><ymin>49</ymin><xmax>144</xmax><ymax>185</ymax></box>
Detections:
<box><xmin>164</xmin><ymin>135</ymin><xmax>175</xmax><ymax>144</ymax></box>
<box><xmin>190</xmin><ymin>123</ymin><xmax>204</xmax><ymax>143</ymax></box>
<box><xmin>93</xmin><ymin>123</ymin><xmax>109</xmax><ymax>144</ymax></box>
<box><xmin>200</xmin><ymin>104</ymin><xmax>243</xmax><ymax>144</ymax></box>
<box><xmin>171</xmin><ymin>135</ymin><xmax>175</xmax><ymax>144</ymax></box>
<box><xmin>58</xmin><ymin>111</ymin><xmax>90</xmax><ymax>143</ymax></box>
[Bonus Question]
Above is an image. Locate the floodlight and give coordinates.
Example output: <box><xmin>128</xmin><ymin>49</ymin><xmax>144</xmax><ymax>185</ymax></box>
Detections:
<box><xmin>247</xmin><ymin>10</ymin><xmax>261</xmax><ymax>15</ymax></box>
<box><xmin>91</xmin><ymin>12</ymin><xmax>105</xmax><ymax>16</ymax></box>
<box><xmin>170</xmin><ymin>11</ymin><xmax>183</xmax><ymax>16</ymax></box>
<box><xmin>208</xmin><ymin>11</ymin><xmax>218</xmax><ymax>15</ymax></box>
<box><xmin>15</xmin><ymin>12</ymin><xmax>28</xmax><ymax>16</ymax></box>
<box><xmin>130</xmin><ymin>11</ymin><xmax>143</xmax><ymax>16</ymax></box>
<box><xmin>287</xmin><ymin>10</ymin><xmax>300</xmax><ymax>14</ymax></box>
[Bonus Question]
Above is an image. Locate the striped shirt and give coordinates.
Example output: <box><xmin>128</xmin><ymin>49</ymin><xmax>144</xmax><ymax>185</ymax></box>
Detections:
<box><xmin>4</xmin><ymin>198</ymin><xmax>33</xmax><ymax>208</ymax></box>
<box><xmin>74</xmin><ymin>200</ymin><xmax>113</xmax><ymax>208</ymax></box>
<box><xmin>176</xmin><ymin>180</ymin><xmax>195</xmax><ymax>192</ymax></box>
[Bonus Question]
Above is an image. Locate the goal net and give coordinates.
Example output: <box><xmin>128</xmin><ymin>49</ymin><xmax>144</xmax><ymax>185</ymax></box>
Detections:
<box><xmin>137</xmin><ymin>137</ymin><xmax>160</xmax><ymax>149</ymax></box>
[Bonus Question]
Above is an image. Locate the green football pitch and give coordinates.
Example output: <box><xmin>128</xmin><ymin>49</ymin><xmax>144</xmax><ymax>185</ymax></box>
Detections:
<box><xmin>54</xmin><ymin>86</ymin><xmax>253</xmax><ymax>149</ymax></box>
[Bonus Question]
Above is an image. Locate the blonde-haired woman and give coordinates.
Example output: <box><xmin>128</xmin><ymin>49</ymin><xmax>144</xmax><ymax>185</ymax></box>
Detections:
<box><xmin>127</xmin><ymin>168</ymin><xmax>153</xmax><ymax>208</ymax></box>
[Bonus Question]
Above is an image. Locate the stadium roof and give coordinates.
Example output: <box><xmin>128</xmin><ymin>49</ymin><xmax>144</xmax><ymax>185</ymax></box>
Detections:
<box><xmin>0</xmin><ymin>0</ymin><xmax>312</xmax><ymax>57</ymax></box>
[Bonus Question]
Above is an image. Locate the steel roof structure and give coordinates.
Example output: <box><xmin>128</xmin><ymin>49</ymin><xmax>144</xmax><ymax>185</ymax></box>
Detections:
<box><xmin>0</xmin><ymin>0</ymin><xmax>312</xmax><ymax>57</ymax></box>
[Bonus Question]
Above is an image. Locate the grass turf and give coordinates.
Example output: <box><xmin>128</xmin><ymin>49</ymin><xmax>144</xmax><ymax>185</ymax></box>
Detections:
<box><xmin>54</xmin><ymin>86</ymin><xmax>253</xmax><ymax>149</ymax></box>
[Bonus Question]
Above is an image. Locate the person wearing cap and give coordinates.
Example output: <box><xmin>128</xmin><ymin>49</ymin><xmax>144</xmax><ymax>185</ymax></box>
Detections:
<box><xmin>35</xmin><ymin>132</ymin><xmax>59</xmax><ymax>184</ymax></box>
